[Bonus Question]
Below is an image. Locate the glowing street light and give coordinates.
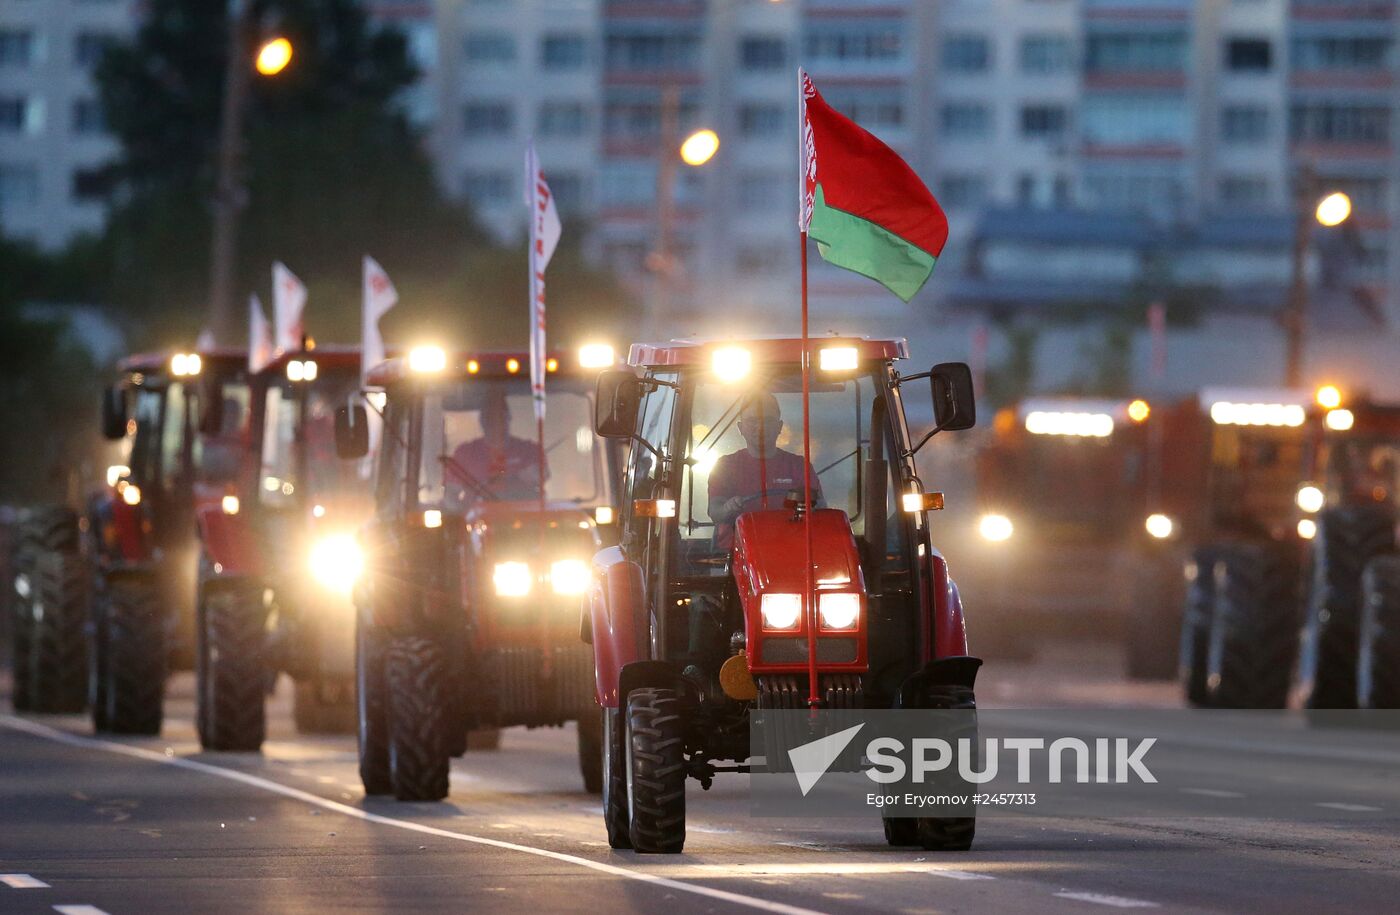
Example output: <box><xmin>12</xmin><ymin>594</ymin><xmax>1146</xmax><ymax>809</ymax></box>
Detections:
<box><xmin>1315</xmin><ymin>192</ymin><xmax>1352</xmax><ymax>228</ymax></box>
<box><xmin>680</xmin><ymin>129</ymin><xmax>720</xmax><ymax>167</ymax></box>
<box><xmin>255</xmin><ymin>37</ymin><xmax>293</xmax><ymax>76</ymax></box>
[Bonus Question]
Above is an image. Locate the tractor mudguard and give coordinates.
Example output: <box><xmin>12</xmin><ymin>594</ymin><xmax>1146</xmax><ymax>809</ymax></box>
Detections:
<box><xmin>896</xmin><ymin>656</ymin><xmax>982</xmax><ymax>709</ymax></box>
<box><xmin>932</xmin><ymin>554</ymin><xmax>970</xmax><ymax>659</ymax></box>
<box><xmin>589</xmin><ymin>546</ymin><xmax>649</xmax><ymax>707</ymax></box>
<box><xmin>196</xmin><ymin>506</ymin><xmax>263</xmax><ymax>578</ymax></box>
<box><xmin>618</xmin><ymin>660</ymin><xmax>684</xmax><ymax>708</ymax></box>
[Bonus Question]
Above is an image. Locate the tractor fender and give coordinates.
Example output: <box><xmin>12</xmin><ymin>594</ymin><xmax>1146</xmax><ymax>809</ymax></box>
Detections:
<box><xmin>92</xmin><ymin>492</ymin><xmax>151</xmax><ymax>564</ymax></box>
<box><xmin>196</xmin><ymin>506</ymin><xmax>263</xmax><ymax>578</ymax></box>
<box><xmin>932</xmin><ymin>553</ymin><xmax>970</xmax><ymax>659</ymax></box>
<box><xmin>618</xmin><ymin>661</ymin><xmax>684</xmax><ymax>708</ymax></box>
<box><xmin>896</xmin><ymin>655</ymin><xmax>983</xmax><ymax>709</ymax></box>
<box><xmin>588</xmin><ymin>546</ymin><xmax>650</xmax><ymax>707</ymax></box>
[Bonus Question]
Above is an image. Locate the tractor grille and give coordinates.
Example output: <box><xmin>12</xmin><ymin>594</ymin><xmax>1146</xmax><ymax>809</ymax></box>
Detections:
<box><xmin>759</xmin><ymin>637</ymin><xmax>858</xmax><ymax>666</ymax></box>
<box><xmin>756</xmin><ymin>673</ymin><xmax>865</xmax><ymax>710</ymax></box>
<box><xmin>483</xmin><ymin>642</ymin><xmax>595</xmax><ymax>728</ymax></box>
<box><xmin>754</xmin><ymin>674</ymin><xmax>865</xmax><ymax>774</ymax></box>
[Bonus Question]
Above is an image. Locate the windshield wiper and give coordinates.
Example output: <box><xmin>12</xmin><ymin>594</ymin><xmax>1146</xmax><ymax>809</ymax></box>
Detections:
<box><xmin>437</xmin><ymin>453</ymin><xmax>498</xmax><ymax>502</ymax></box>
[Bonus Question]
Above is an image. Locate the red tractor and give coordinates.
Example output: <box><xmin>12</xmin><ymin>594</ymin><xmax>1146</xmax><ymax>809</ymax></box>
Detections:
<box><xmin>339</xmin><ymin>346</ymin><xmax>619</xmax><ymax>801</ymax></box>
<box><xmin>587</xmin><ymin>338</ymin><xmax>979</xmax><ymax>853</ymax></box>
<box><xmin>90</xmin><ymin>349</ymin><xmax>252</xmax><ymax>734</ymax></box>
<box><xmin>962</xmin><ymin>397</ymin><xmax>1178</xmax><ymax>674</ymax></box>
<box><xmin>192</xmin><ymin>345</ymin><xmax>369</xmax><ymax>750</ymax></box>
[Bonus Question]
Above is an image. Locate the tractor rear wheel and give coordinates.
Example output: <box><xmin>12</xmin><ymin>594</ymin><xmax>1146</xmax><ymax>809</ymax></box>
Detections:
<box><xmin>602</xmin><ymin>706</ymin><xmax>631</xmax><ymax>849</ymax></box>
<box><xmin>1205</xmin><ymin>543</ymin><xmax>1299</xmax><ymax>709</ymax></box>
<box><xmin>101</xmin><ymin>574</ymin><xmax>164</xmax><ymax>735</ymax></box>
<box><xmin>10</xmin><ymin>590</ymin><xmax>33</xmax><ymax>711</ymax></box>
<box><xmin>293</xmin><ymin>677</ymin><xmax>357</xmax><ymax>735</ymax></box>
<box><xmin>1302</xmin><ymin>506</ymin><xmax>1395</xmax><ymax>710</ymax></box>
<box><xmin>577</xmin><ymin>707</ymin><xmax>603</xmax><ymax>795</ymax></box>
<box><xmin>1358</xmin><ymin>555</ymin><xmax>1400</xmax><ymax>709</ymax></box>
<box><xmin>26</xmin><ymin>550</ymin><xmax>89</xmax><ymax>713</ymax></box>
<box><xmin>197</xmin><ymin>580</ymin><xmax>269</xmax><ymax>752</ymax></box>
<box><xmin>625</xmin><ymin>687</ymin><xmax>686</xmax><ymax>853</ymax></box>
<box><xmin>356</xmin><ymin>616</ymin><xmax>391</xmax><ymax>795</ymax></box>
<box><xmin>1180</xmin><ymin>547</ymin><xmax>1222</xmax><ymax>707</ymax></box>
<box><xmin>386</xmin><ymin>635</ymin><xmax>450</xmax><ymax>801</ymax></box>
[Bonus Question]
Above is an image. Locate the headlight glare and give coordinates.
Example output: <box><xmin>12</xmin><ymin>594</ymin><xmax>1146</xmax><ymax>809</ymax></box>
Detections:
<box><xmin>308</xmin><ymin>534</ymin><xmax>364</xmax><ymax>592</ymax></box>
<box><xmin>550</xmin><ymin>559</ymin><xmax>590</xmax><ymax>596</ymax></box>
<box><xmin>493</xmin><ymin>561</ymin><xmax>532</xmax><ymax>597</ymax></box>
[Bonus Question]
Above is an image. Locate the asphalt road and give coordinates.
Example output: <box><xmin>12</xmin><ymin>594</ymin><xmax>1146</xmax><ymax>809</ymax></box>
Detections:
<box><xmin>3</xmin><ymin>643</ymin><xmax>1400</xmax><ymax>915</ymax></box>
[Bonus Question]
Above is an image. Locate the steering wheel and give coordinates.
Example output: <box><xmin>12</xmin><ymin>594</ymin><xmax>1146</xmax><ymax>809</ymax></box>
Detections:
<box><xmin>733</xmin><ymin>489</ymin><xmax>809</xmax><ymax>509</ymax></box>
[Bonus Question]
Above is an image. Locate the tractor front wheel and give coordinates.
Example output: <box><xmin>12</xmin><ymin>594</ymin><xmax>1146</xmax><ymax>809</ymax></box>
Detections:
<box><xmin>197</xmin><ymin>581</ymin><xmax>269</xmax><ymax>751</ymax></box>
<box><xmin>356</xmin><ymin>616</ymin><xmax>391</xmax><ymax>795</ymax></box>
<box><xmin>100</xmin><ymin>574</ymin><xmax>165</xmax><ymax>736</ymax></box>
<box><xmin>386</xmin><ymin>636</ymin><xmax>450</xmax><ymax>801</ymax></box>
<box><xmin>1179</xmin><ymin>547</ymin><xmax>1221</xmax><ymax>707</ymax></box>
<box><xmin>1205</xmin><ymin>544</ymin><xmax>1299</xmax><ymax>709</ymax></box>
<box><xmin>601</xmin><ymin>706</ymin><xmax>631</xmax><ymax>849</ymax></box>
<box><xmin>625</xmin><ymin>687</ymin><xmax>686</xmax><ymax>853</ymax></box>
<box><xmin>1358</xmin><ymin>555</ymin><xmax>1400</xmax><ymax>709</ymax></box>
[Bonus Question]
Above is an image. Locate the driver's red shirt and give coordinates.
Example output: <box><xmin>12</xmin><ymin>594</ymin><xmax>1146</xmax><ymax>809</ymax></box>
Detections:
<box><xmin>451</xmin><ymin>436</ymin><xmax>545</xmax><ymax>499</ymax></box>
<box><xmin>709</xmin><ymin>447</ymin><xmax>820</xmax><ymax>549</ymax></box>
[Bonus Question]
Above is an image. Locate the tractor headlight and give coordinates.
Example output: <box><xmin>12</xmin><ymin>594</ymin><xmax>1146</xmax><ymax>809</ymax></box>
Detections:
<box><xmin>760</xmin><ymin>592</ymin><xmax>802</xmax><ymax>630</ymax></box>
<box><xmin>308</xmin><ymin>534</ymin><xmax>364</xmax><ymax>592</ymax></box>
<box><xmin>978</xmin><ymin>513</ymin><xmax>1013</xmax><ymax>542</ymax></box>
<box><xmin>550</xmin><ymin>559</ymin><xmax>590</xmax><ymax>596</ymax></box>
<box><xmin>493</xmin><ymin>561</ymin><xmax>532</xmax><ymax>597</ymax></box>
<box><xmin>1296</xmin><ymin>485</ymin><xmax>1325</xmax><ymax>513</ymax></box>
<box><xmin>1145</xmin><ymin>513</ymin><xmax>1174</xmax><ymax>540</ymax></box>
<box><xmin>818</xmin><ymin>592</ymin><xmax>861</xmax><ymax>630</ymax></box>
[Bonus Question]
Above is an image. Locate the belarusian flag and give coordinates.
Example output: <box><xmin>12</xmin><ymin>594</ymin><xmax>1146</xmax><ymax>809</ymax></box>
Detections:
<box><xmin>799</xmin><ymin>69</ymin><xmax>948</xmax><ymax>303</ymax></box>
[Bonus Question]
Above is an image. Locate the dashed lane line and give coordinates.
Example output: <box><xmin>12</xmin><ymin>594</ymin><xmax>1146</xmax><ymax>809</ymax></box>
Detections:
<box><xmin>1</xmin><ymin>874</ymin><xmax>50</xmax><ymax>888</ymax></box>
<box><xmin>53</xmin><ymin>906</ymin><xmax>112</xmax><ymax>915</ymax></box>
<box><xmin>1</xmin><ymin>715</ymin><xmax>825</xmax><ymax>915</ymax></box>
<box><xmin>1315</xmin><ymin>802</ymin><xmax>1383</xmax><ymax>812</ymax></box>
<box><xmin>1053</xmin><ymin>891</ymin><xmax>1160</xmax><ymax>908</ymax></box>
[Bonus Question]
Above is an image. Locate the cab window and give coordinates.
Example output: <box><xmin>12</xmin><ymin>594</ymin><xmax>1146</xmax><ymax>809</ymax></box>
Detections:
<box><xmin>622</xmin><ymin>372</ymin><xmax>678</xmax><ymax>546</ymax></box>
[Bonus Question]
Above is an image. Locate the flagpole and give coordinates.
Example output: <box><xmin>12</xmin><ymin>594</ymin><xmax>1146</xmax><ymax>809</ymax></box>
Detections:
<box><xmin>800</xmin><ymin>230</ymin><xmax>819</xmax><ymax>712</ymax></box>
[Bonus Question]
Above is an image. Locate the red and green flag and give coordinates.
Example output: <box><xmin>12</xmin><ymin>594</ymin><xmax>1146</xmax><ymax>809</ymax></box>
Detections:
<box><xmin>799</xmin><ymin>70</ymin><xmax>948</xmax><ymax>303</ymax></box>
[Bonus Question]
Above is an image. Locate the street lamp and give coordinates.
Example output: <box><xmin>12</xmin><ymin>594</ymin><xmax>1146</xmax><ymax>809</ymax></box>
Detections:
<box><xmin>1283</xmin><ymin>164</ymin><xmax>1352</xmax><ymax>387</ymax></box>
<box><xmin>680</xmin><ymin>129</ymin><xmax>720</xmax><ymax>167</ymax></box>
<box><xmin>255</xmin><ymin>37</ymin><xmax>293</xmax><ymax>77</ymax></box>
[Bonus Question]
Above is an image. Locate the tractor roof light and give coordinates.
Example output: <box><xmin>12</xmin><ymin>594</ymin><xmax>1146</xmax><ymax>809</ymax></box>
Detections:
<box><xmin>819</xmin><ymin>346</ymin><xmax>860</xmax><ymax>373</ymax></box>
<box><xmin>1209</xmin><ymin>401</ymin><xmax>1306</xmax><ymax>428</ymax></box>
<box><xmin>1024</xmin><ymin>411</ymin><xmax>1114</xmax><ymax>438</ymax></box>
<box><xmin>594</xmin><ymin>505</ymin><xmax>614</xmax><ymax>525</ymax></box>
<box><xmin>1316</xmin><ymin>385</ymin><xmax>1343</xmax><ymax>410</ymax></box>
<box><xmin>579</xmin><ymin>343</ymin><xmax>615</xmax><ymax>369</ymax></box>
<box><xmin>1128</xmin><ymin>399</ymin><xmax>1151</xmax><ymax>423</ymax></box>
<box><xmin>408</xmin><ymin>345</ymin><xmax>447</xmax><ymax>374</ymax></box>
<box><xmin>1325</xmin><ymin>408</ymin><xmax>1355</xmax><ymax>431</ymax></box>
<box><xmin>170</xmin><ymin>352</ymin><xmax>202</xmax><ymax>377</ymax></box>
<box><xmin>106</xmin><ymin>464</ymin><xmax>130</xmax><ymax>488</ymax></box>
<box><xmin>506</xmin><ymin>358</ymin><xmax>521</xmax><ymax>374</ymax></box>
<box><xmin>711</xmin><ymin>346</ymin><xmax>752</xmax><ymax>383</ymax></box>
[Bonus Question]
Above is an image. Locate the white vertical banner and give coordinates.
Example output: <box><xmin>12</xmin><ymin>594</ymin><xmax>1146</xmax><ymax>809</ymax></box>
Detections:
<box><xmin>361</xmin><ymin>255</ymin><xmax>399</xmax><ymax>385</ymax></box>
<box><xmin>248</xmin><ymin>294</ymin><xmax>275</xmax><ymax>373</ymax></box>
<box><xmin>525</xmin><ymin>140</ymin><xmax>561</xmax><ymax>423</ymax></box>
<box><xmin>272</xmin><ymin>261</ymin><xmax>307</xmax><ymax>353</ymax></box>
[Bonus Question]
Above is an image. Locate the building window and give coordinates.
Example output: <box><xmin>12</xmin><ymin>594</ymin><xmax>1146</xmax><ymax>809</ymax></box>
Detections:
<box><xmin>605</xmin><ymin>31</ymin><xmax>701</xmax><ymax>72</ymax></box>
<box><xmin>541</xmin><ymin>34</ymin><xmax>587</xmax><ymax>70</ymax></box>
<box><xmin>0</xmin><ymin>96</ymin><xmax>27</xmax><ymax>133</ymax></box>
<box><xmin>1225</xmin><ymin>38</ymin><xmax>1271</xmax><ymax>72</ymax></box>
<box><xmin>547</xmin><ymin>172</ymin><xmax>584</xmax><ymax>213</ymax></box>
<box><xmin>940</xmin><ymin>103</ymin><xmax>991</xmax><ymax>139</ymax></box>
<box><xmin>739</xmin><ymin>103</ymin><xmax>783</xmax><ymax>137</ymax></box>
<box><xmin>1085</xmin><ymin>31</ymin><xmax>1187</xmax><ymax>73</ymax></box>
<box><xmin>1292</xmin><ymin>36</ymin><xmax>1391</xmax><ymax>71</ymax></box>
<box><xmin>1020</xmin><ymin>35</ymin><xmax>1073</xmax><ymax>74</ymax></box>
<box><xmin>1219</xmin><ymin>176</ymin><xmax>1270</xmax><ymax>208</ymax></box>
<box><xmin>0</xmin><ymin>164</ymin><xmax>39</xmax><ymax>206</ymax></box>
<box><xmin>942</xmin><ymin>35</ymin><xmax>990</xmax><ymax>73</ymax></box>
<box><xmin>74</xmin><ymin>31</ymin><xmax>115</xmax><ymax>68</ymax></box>
<box><xmin>1021</xmin><ymin>105</ymin><xmax>1068</xmax><ymax>139</ymax></box>
<box><xmin>537</xmin><ymin>101</ymin><xmax>588</xmax><ymax>137</ymax></box>
<box><xmin>939</xmin><ymin>174</ymin><xmax>987</xmax><ymax>208</ymax></box>
<box><xmin>1290</xmin><ymin>104</ymin><xmax>1390</xmax><ymax>144</ymax></box>
<box><xmin>740</xmin><ymin>36</ymin><xmax>786</xmax><ymax>71</ymax></box>
<box><xmin>72</xmin><ymin>168</ymin><xmax>110</xmax><ymax>202</ymax></box>
<box><xmin>72</xmin><ymin>98</ymin><xmax>105</xmax><ymax>134</ymax></box>
<box><xmin>738</xmin><ymin>171</ymin><xmax>784</xmax><ymax>212</ymax></box>
<box><xmin>807</xmin><ymin>22</ymin><xmax>903</xmax><ymax>64</ymax></box>
<box><xmin>463</xmin><ymin>102</ymin><xmax>514</xmax><ymax>137</ymax></box>
<box><xmin>0</xmin><ymin>30</ymin><xmax>33</xmax><ymax>67</ymax></box>
<box><xmin>823</xmin><ymin>88</ymin><xmax>903</xmax><ymax>130</ymax></box>
<box><xmin>462</xmin><ymin>170</ymin><xmax>512</xmax><ymax>205</ymax></box>
<box><xmin>463</xmin><ymin>32</ymin><xmax>516</xmax><ymax>65</ymax></box>
<box><xmin>1082</xmin><ymin>95</ymin><xmax>1188</xmax><ymax>146</ymax></box>
<box><xmin>1221</xmin><ymin>105</ymin><xmax>1269</xmax><ymax>143</ymax></box>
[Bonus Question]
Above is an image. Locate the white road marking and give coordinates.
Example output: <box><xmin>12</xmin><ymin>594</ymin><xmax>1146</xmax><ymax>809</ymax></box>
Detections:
<box><xmin>1054</xmin><ymin>891</ymin><xmax>1159</xmax><ymax>908</ymax></box>
<box><xmin>53</xmin><ymin>906</ymin><xmax>111</xmax><ymax>915</ymax></box>
<box><xmin>1315</xmin><ymin>802</ymin><xmax>1383</xmax><ymax>812</ymax></box>
<box><xmin>1</xmin><ymin>874</ymin><xmax>50</xmax><ymax>888</ymax></box>
<box><xmin>1179</xmin><ymin>788</ymin><xmax>1245</xmax><ymax>798</ymax></box>
<box><xmin>1</xmin><ymin>716</ymin><xmax>827</xmax><ymax>915</ymax></box>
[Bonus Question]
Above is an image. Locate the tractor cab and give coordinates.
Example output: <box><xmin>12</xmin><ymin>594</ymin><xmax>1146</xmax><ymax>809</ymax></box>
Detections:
<box><xmin>588</xmin><ymin>337</ymin><xmax>979</xmax><ymax>853</ymax></box>
<box><xmin>89</xmin><ymin>348</ymin><xmax>250</xmax><ymax>735</ymax></box>
<box><xmin>344</xmin><ymin>345</ymin><xmax>619</xmax><ymax>800</ymax></box>
<box><xmin>191</xmin><ymin>345</ymin><xmax>369</xmax><ymax>750</ymax></box>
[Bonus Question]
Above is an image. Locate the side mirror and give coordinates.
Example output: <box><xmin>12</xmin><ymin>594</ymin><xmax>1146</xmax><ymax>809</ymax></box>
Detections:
<box><xmin>930</xmin><ymin>362</ymin><xmax>976</xmax><ymax>432</ymax></box>
<box><xmin>197</xmin><ymin>380</ymin><xmax>224</xmax><ymax>436</ymax></box>
<box><xmin>335</xmin><ymin>404</ymin><xmax>370</xmax><ymax>459</ymax></box>
<box><xmin>101</xmin><ymin>385</ymin><xmax>128</xmax><ymax>440</ymax></box>
<box><xmin>594</xmin><ymin>370</ymin><xmax>642</xmax><ymax>439</ymax></box>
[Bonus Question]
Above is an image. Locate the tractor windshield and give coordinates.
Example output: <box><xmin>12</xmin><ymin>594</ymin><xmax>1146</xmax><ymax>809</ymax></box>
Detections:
<box><xmin>259</xmin><ymin>372</ymin><xmax>360</xmax><ymax>509</ymax></box>
<box><xmin>417</xmin><ymin>376</ymin><xmax>602</xmax><ymax>511</ymax></box>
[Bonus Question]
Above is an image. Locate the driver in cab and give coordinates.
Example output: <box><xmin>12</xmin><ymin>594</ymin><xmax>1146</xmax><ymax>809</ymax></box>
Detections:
<box><xmin>707</xmin><ymin>392</ymin><xmax>820</xmax><ymax>550</ymax></box>
<box><xmin>449</xmin><ymin>395</ymin><xmax>546</xmax><ymax>502</ymax></box>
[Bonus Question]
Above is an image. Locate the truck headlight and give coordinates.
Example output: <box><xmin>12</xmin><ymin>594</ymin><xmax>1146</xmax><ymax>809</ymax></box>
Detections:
<box><xmin>493</xmin><ymin>561</ymin><xmax>532</xmax><ymax>597</ymax></box>
<box><xmin>550</xmin><ymin>559</ymin><xmax>590</xmax><ymax>596</ymax></box>
<box><xmin>760</xmin><ymin>592</ymin><xmax>801</xmax><ymax>630</ymax></box>
<box><xmin>978</xmin><ymin>513</ymin><xmax>1013</xmax><ymax>542</ymax></box>
<box><xmin>309</xmin><ymin>534</ymin><xmax>364</xmax><ymax>592</ymax></box>
<box><xmin>818</xmin><ymin>592</ymin><xmax>860</xmax><ymax>630</ymax></box>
